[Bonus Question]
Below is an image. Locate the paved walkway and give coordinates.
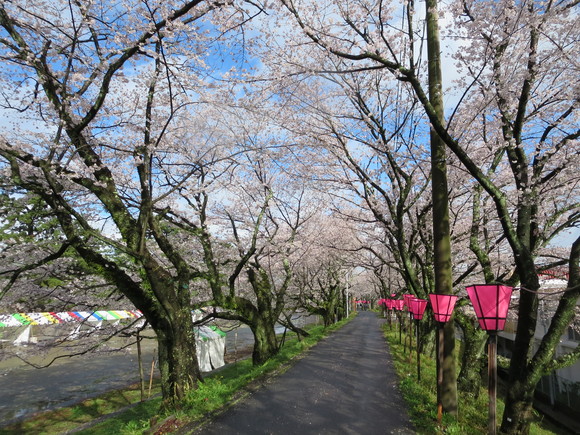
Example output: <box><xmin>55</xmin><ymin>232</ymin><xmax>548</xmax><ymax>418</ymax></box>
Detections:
<box><xmin>191</xmin><ymin>311</ymin><xmax>414</xmax><ymax>434</ymax></box>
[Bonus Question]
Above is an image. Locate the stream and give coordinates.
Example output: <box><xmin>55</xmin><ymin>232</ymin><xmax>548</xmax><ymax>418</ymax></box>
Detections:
<box><xmin>0</xmin><ymin>319</ymin><xmax>317</xmax><ymax>426</ymax></box>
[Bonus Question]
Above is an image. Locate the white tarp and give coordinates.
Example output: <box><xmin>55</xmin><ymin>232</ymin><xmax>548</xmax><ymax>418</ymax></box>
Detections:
<box><xmin>195</xmin><ymin>325</ymin><xmax>226</xmax><ymax>372</ymax></box>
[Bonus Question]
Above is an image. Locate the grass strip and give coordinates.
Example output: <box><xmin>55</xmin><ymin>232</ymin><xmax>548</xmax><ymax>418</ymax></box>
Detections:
<box><xmin>1</xmin><ymin>316</ymin><xmax>354</xmax><ymax>435</ymax></box>
<box><xmin>382</xmin><ymin>323</ymin><xmax>569</xmax><ymax>434</ymax></box>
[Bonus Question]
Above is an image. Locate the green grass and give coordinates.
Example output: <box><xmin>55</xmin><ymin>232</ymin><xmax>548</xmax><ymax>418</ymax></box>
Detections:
<box><xmin>0</xmin><ymin>379</ymin><xmax>163</xmax><ymax>435</ymax></box>
<box><xmin>0</xmin><ymin>316</ymin><xmax>354</xmax><ymax>435</ymax></box>
<box><xmin>382</xmin><ymin>324</ymin><xmax>569</xmax><ymax>434</ymax></box>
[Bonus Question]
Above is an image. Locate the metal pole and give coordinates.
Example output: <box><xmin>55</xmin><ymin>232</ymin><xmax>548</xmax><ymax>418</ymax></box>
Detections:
<box><xmin>488</xmin><ymin>332</ymin><xmax>498</xmax><ymax>435</ymax></box>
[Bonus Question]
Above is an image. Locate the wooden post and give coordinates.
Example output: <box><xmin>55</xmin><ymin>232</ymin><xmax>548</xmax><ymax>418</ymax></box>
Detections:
<box><xmin>408</xmin><ymin>315</ymin><xmax>414</xmax><ymax>363</ymax></box>
<box><xmin>416</xmin><ymin>320</ymin><xmax>421</xmax><ymax>381</ymax></box>
<box><xmin>148</xmin><ymin>354</ymin><xmax>156</xmax><ymax>398</ymax></box>
<box><xmin>399</xmin><ymin>313</ymin><xmax>403</xmax><ymax>344</ymax></box>
<box><xmin>488</xmin><ymin>332</ymin><xmax>498</xmax><ymax>435</ymax></box>
<box><xmin>136</xmin><ymin>330</ymin><xmax>145</xmax><ymax>401</ymax></box>
<box><xmin>437</xmin><ymin>324</ymin><xmax>444</xmax><ymax>423</ymax></box>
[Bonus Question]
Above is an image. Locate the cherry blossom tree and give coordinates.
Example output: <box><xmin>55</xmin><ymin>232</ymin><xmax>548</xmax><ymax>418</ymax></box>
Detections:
<box><xmin>191</xmin><ymin>144</ymin><xmax>314</xmax><ymax>364</ymax></box>
<box><xmin>255</xmin><ymin>53</ymin><xmax>463</xmax><ymax>408</ymax></box>
<box><xmin>294</xmin><ymin>258</ymin><xmax>347</xmax><ymax>327</ymax></box>
<box><xmin>290</xmin><ymin>210</ymin><xmax>361</xmax><ymax>326</ymax></box>
<box><xmin>262</xmin><ymin>0</ymin><xmax>579</xmax><ymax>431</ymax></box>
<box><xmin>0</xmin><ymin>0</ymin><xmax>268</xmax><ymax>408</ymax></box>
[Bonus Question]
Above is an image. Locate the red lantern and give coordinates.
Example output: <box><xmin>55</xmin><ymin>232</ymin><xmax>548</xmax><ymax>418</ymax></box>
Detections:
<box><xmin>429</xmin><ymin>294</ymin><xmax>458</xmax><ymax>323</ymax></box>
<box><xmin>466</xmin><ymin>284</ymin><xmax>513</xmax><ymax>331</ymax></box>
<box><xmin>429</xmin><ymin>293</ymin><xmax>458</xmax><ymax>423</ymax></box>
<box><xmin>410</xmin><ymin>298</ymin><xmax>428</xmax><ymax>320</ymax></box>
<box><xmin>465</xmin><ymin>284</ymin><xmax>513</xmax><ymax>435</ymax></box>
<box><xmin>403</xmin><ymin>294</ymin><xmax>414</xmax><ymax>310</ymax></box>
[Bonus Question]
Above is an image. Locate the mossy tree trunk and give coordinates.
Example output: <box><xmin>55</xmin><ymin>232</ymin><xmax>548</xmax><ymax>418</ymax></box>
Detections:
<box><xmin>455</xmin><ymin>311</ymin><xmax>487</xmax><ymax>395</ymax></box>
<box><xmin>0</xmin><ymin>2</ymin><xmax>228</xmax><ymax>410</ymax></box>
<box><xmin>250</xmin><ymin>314</ymin><xmax>280</xmax><ymax>365</ymax></box>
<box><xmin>501</xmin><ymin>237</ymin><xmax>580</xmax><ymax>434</ymax></box>
<box><xmin>295</xmin><ymin>264</ymin><xmax>345</xmax><ymax>328</ymax></box>
<box><xmin>247</xmin><ymin>266</ymin><xmax>282</xmax><ymax>365</ymax></box>
<box><xmin>154</xmin><ymin>304</ymin><xmax>202</xmax><ymax>407</ymax></box>
<box><xmin>425</xmin><ymin>0</ymin><xmax>458</xmax><ymax>415</ymax></box>
<box><xmin>197</xmin><ymin>190</ymin><xmax>294</xmax><ymax>367</ymax></box>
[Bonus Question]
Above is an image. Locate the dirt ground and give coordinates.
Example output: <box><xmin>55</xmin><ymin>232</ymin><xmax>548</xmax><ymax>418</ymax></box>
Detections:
<box><xmin>223</xmin><ymin>346</ymin><xmax>253</xmax><ymax>364</ymax></box>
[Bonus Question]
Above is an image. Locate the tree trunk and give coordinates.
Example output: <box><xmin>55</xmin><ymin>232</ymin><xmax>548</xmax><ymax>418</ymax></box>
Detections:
<box><xmin>251</xmin><ymin>315</ymin><xmax>279</xmax><ymax>365</ymax></box>
<box><xmin>455</xmin><ymin>312</ymin><xmax>487</xmax><ymax>394</ymax></box>
<box><xmin>501</xmin><ymin>382</ymin><xmax>535</xmax><ymax>435</ymax></box>
<box><xmin>500</xmin><ymin>258</ymin><xmax>540</xmax><ymax>433</ymax></box>
<box><xmin>322</xmin><ymin>309</ymin><xmax>334</xmax><ymax>327</ymax></box>
<box><xmin>151</xmin><ymin>304</ymin><xmax>202</xmax><ymax>410</ymax></box>
<box><xmin>425</xmin><ymin>0</ymin><xmax>458</xmax><ymax>415</ymax></box>
<box><xmin>245</xmin><ymin>267</ymin><xmax>281</xmax><ymax>365</ymax></box>
<box><xmin>501</xmin><ymin>237</ymin><xmax>580</xmax><ymax>433</ymax></box>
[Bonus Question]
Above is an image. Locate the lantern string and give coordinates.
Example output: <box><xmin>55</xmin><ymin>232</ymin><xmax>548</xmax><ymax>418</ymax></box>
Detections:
<box><xmin>514</xmin><ymin>286</ymin><xmax>576</xmax><ymax>295</ymax></box>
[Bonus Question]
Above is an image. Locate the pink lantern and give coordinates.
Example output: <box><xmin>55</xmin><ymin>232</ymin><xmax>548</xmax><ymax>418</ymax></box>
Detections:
<box><xmin>393</xmin><ymin>299</ymin><xmax>404</xmax><ymax>310</ymax></box>
<box><xmin>466</xmin><ymin>284</ymin><xmax>513</xmax><ymax>331</ymax></box>
<box><xmin>466</xmin><ymin>284</ymin><xmax>513</xmax><ymax>435</ymax></box>
<box><xmin>429</xmin><ymin>294</ymin><xmax>458</xmax><ymax>323</ymax></box>
<box><xmin>429</xmin><ymin>293</ymin><xmax>458</xmax><ymax>423</ymax></box>
<box><xmin>403</xmin><ymin>294</ymin><xmax>415</xmax><ymax>310</ymax></box>
<box><xmin>410</xmin><ymin>298</ymin><xmax>428</xmax><ymax>320</ymax></box>
<box><xmin>386</xmin><ymin>299</ymin><xmax>393</xmax><ymax>310</ymax></box>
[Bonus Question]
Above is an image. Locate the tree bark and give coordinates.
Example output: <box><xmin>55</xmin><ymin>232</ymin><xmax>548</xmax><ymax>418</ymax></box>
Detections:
<box><xmin>501</xmin><ymin>236</ymin><xmax>580</xmax><ymax>433</ymax></box>
<box><xmin>245</xmin><ymin>266</ymin><xmax>283</xmax><ymax>365</ymax></box>
<box><xmin>250</xmin><ymin>315</ymin><xmax>280</xmax><ymax>365</ymax></box>
<box><xmin>155</xmin><ymin>306</ymin><xmax>202</xmax><ymax>409</ymax></box>
<box><xmin>425</xmin><ymin>0</ymin><xmax>458</xmax><ymax>415</ymax></box>
<box><xmin>455</xmin><ymin>311</ymin><xmax>487</xmax><ymax>394</ymax></box>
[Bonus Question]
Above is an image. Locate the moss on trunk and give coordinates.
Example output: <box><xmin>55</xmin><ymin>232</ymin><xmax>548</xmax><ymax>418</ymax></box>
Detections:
<box><xmin>150</xmin><ymin>304</ymin><xmax>202</xmax><ymax>409</ymax></box>
<box><xmin>456</xmin><ymin>312</ymin><xmax>487</xmax><ymax>395</ymax></box>
<box><xmin>250</xmin><ymin>315</ymin><xmax>279</xmax><ymax>365</ymax></box>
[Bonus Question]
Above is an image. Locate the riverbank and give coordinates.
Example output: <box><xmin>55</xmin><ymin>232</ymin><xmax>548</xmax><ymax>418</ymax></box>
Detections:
<box><xmin>0</xmin><ymin>315</ymin><xmax>320</xmax><ymax>427</ymax></box>
<box><xmin>0</xmin><ymin>319</ymin><xmax>349</xmax><ymax>434</ymax></box>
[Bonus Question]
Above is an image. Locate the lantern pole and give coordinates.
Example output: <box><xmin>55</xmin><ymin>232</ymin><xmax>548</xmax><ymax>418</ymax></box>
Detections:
<box><xmin>398</xmin><ymin>305</ymin><xmax>403</xmax><ymax>344</ymax></box>
<box><xmin>403</xmin><ymin>294</ymin><xmax>414</xmax><ymax>355</ymax></box>
<box><xmin>416</xmin><ymin>317</ymin><xmax>421</xmax><ymax>380</ymax></box>
<box><xmin>488</xmin><ymin>331</ymin><xmax>498</xmax><ymax>435</ymax></box>
<box><xmin>393</xmin><ymin>300</ymin><xmax>404</xmax><ymax>344</ymax></box>
<box><xmin>410</xmin><ymin>298</ymin><xmax>428</xmax><ymax>380</ymax></box>
<box><xmin>436</xmin><ymin>322</ymin><xmax>444</xmax><ymax>421</ymax></box>
<box><xmin>429</xmin><ymin>293</ymin><xmax>458</xmax><ymax>424</ymax></box>
<box><xmin>408</xmin><ymin>317</ymin><xmax>414</xmax><ymax>362</ymax></box>
<box><xmin>466</xmin><ymin>284</ymin><xmax>512</xmax><ymax>435</ymax></box>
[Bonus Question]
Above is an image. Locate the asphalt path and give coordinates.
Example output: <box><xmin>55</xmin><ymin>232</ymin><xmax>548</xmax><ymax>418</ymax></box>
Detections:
<box><xmin>192</xmin><ymin>311</ymin><xmax>414</xmax><ymax>435</ymax></box>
